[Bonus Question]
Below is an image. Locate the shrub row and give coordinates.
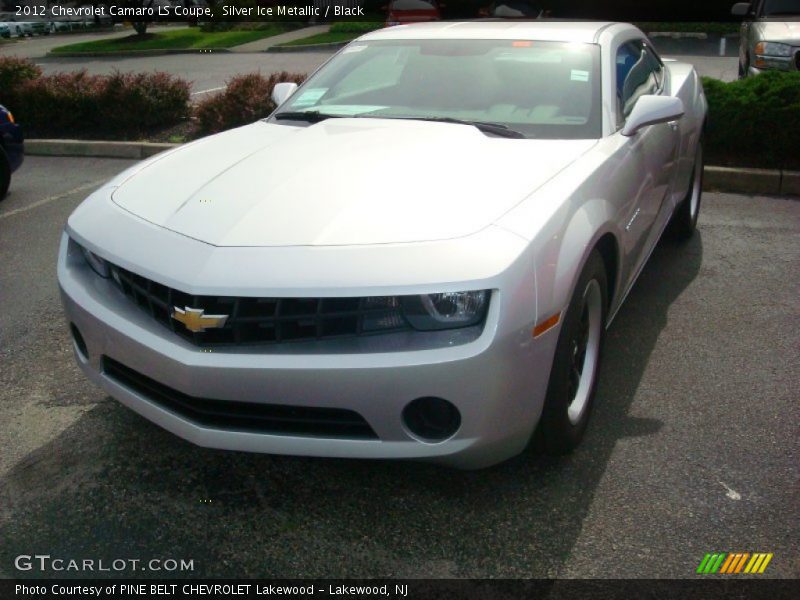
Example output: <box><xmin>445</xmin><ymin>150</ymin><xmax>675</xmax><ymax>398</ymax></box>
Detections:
<box><xmin>195</xmin><ymin>71</ymin><xmax>306</xmax><ymax>135</ymax></box>
<box><xmin>0</xmin><ymin>56</ymin><xmax>42</xmax><ymax>98</ymax></box>
<box><xmin>0</xmin><ymin>57</ymin><xmax>190</xmax><ymax>138</ymax></box>
<box><xmin>702</xmin><ymin>71</ymin><xmax>800</xmax><ymax>170</ymax></box>
<box><xmin>4</xmin><ymin>55</ymin><xmax>800</xmax><ymax>172</ymax></box>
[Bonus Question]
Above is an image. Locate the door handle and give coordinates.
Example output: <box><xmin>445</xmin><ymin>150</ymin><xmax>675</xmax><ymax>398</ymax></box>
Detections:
<box><xmin>668</xmin><ymin>121</ymin><xmax>679</xmax><ymax>131</ymax></box>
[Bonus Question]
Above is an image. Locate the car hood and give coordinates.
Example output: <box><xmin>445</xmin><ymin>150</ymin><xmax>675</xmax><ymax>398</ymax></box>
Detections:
<box><xmin>754</xmin><ymin>20</ymin><xmax>800</xmax><ymax>43</ymax></box>
<box><xmin>111</xmin><ymin>119</ymin><xmax>596</xmax><ymax>247</ymax></box>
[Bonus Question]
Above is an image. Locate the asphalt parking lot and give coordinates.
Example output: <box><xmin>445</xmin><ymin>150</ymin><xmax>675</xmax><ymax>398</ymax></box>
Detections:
<box><xmin>0</xmin><ymin>157</ymin><xmax>798</xmax><ymax>579</ymax></box>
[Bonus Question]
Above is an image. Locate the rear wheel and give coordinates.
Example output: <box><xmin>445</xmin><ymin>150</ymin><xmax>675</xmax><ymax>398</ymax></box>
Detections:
<box><xmin>0</xmin><ymin>147</ymin><xmax>10</xmax><ymax>201</ymax></box>
<box><xmin>669</xmin><ymin>142</ymin><xmax>703</xmax><ymax>240</ymax></box>
<box><xmin>538</xmin><ymin>251</ymin><xmax>608</xmax><ymax>454</ymax></box>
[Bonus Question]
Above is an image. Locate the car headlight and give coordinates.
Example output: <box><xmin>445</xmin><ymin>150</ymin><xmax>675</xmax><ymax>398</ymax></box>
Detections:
<box><xmin>755</xmin><ymin>42</ymin><xmax>793</xmax><ymax>57</ymax></box>
<box><xmin>402</xmin><ymin>291</ymin><xmax>490</xmax><ymax>331</ymax></box>
<box><xmin>78</xmin><ymin>244</ymin><xmax>110</xmax><ymax>278</ymax></box>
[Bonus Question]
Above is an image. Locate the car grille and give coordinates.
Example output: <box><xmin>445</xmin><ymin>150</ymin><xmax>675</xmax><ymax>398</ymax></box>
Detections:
<box><xmin>103</xmin><ymin>357</ymin><xmax>378</xmax><ymax>439</ymax></box>
<box><xmin>110</xmin><ymin>265</ymin><xmax>412</xmax><ymax>346</ymax></box>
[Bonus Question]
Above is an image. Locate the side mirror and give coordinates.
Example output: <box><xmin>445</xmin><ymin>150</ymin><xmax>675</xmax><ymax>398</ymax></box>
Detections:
<box><xmin>621</xmin><ymin>95</ymin><xmax>684</xmax><ymax>137</ymax></box>
<box><xmin>731</xmin><ymin>2</ymin><xmax>751</xmax><ymax>16</ymax></box>
<box><xmin>271</xmin><ymin>82</ymin><xmax>298</xmax><ymax>107</ymax></box>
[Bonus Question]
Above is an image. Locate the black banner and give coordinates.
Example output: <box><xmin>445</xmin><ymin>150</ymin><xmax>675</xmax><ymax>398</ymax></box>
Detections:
<box><xmin>4</xmin><ymin>579</ymin><xmax>800</xmax><ymax>600</ymax></box>
<box><xmin>4</xmin><ymin>0</ymin><xmax>747</xmax><ymax>23</ymax></box>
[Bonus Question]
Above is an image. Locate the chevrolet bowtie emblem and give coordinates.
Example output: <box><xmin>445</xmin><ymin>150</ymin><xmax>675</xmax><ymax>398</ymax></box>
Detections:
<box><xmin>171</xmin><ymin>306</ymin><xmax>229</xmax><ymax>333</ymax></box>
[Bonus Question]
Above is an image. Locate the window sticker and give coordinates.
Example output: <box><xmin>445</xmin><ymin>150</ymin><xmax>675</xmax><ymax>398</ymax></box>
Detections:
<box><xmin>293</xmin><ymin>88</ymin><xmax>327</xmax><ymax>107</ymax></box>
<box><xmin>570</xmin><ymin>69</ymin><xmax>590</xmax><ymax>82</ymax></box>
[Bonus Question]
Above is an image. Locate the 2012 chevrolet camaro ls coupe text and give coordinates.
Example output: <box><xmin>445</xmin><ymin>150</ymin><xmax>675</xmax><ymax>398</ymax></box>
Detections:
<box><xmin>59</xmin><ymin>22</ymin><xmax>707</xmax><ymax>469</ymax></box>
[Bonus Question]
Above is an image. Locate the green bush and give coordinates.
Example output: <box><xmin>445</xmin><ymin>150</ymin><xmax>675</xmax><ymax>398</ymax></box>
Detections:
<box><xmin>702</xmin><ymin>71</ymin><xmax>800</xmax><ymax>170</ymax></box>
<box><xmin>13</xmin><ymin>70</ymin><xmax>190</xmax><ymax>138</ymax></box>
<box><xmin>195</xmin><ymin>71</ymin><xmax>306</xmax><ymax>135</ymax></box>
<box><xmin>0</xmin><ymin>56</ymin><xmax>42</xmax><ymax>106</ymax></box>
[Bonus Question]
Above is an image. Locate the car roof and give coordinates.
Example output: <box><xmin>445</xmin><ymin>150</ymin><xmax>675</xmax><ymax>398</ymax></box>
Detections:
<box><xmin>361</xmin><ymin>20</ymin><xmax>620</xmax><ymax>44</ymax></box>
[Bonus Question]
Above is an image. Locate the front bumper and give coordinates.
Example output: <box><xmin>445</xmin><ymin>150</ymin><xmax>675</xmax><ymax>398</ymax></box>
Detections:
<box><xmin>58</xmin><ymin>232</ymin><xmax>560</xmax><ymax>469</ymax></box>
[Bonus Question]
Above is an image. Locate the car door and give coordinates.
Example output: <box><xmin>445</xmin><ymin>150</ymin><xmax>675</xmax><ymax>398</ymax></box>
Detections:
<box><xmin>614</xmin><ymin>40</ymin><xmax>680</xmax><ymax>291</ymax></box>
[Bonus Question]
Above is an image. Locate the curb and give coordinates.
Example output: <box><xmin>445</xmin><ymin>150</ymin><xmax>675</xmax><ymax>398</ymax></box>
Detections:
<box><xmin>48</xmin><ymin>48</ymin><xmax>231</xmax><ymax>58</ymax></box>
<box><xmin>24</xmin><ymin>140</ymin><xmax>800</xmax><ymax>197</ymax></box>
<box><xmin>266</xmin><ymin>41</ymin><xmax>350</xmax><ymax>53</ymax></box>
<box><xmin>26</xmin><ymin>139</ymin><xmax>178</xmax><ymax>160</ymax></box>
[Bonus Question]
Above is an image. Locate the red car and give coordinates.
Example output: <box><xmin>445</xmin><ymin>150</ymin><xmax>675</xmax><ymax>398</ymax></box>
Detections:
<box><xmin>385</xmin><ymin>0</ymin><xmax>443</xmax><ymax>26</ymax></box>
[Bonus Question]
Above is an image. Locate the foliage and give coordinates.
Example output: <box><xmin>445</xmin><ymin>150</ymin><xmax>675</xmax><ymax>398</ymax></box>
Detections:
<box><xmin>702</xmin><ymin>72</ymin><xmax>800</xmax><ymax>170</ymax></box>
<box><xmin>12</xmin><ymin>70</ymin><xmax>190</xmax><ymax>138</ymax></box>
<box><xmin>0</xmin><ymin>56</ymin><xmax>42</xmax><ymax>106</ymax></box>
<box><xmin>194</xmin><ymin>71</ymin><xmax>306</xmax><ymax>135</ymax></box>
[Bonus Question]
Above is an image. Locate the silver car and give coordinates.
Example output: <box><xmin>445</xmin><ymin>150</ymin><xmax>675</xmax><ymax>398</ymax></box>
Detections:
<box><xmin>59</xmin><ymin>22</ymin><xmax>707</xmax><ymax>469</ymax></box>
<box><xmin>732</xmin><ymin>0</ymin><xmax>800</xmax><ymax>76</ymax></box>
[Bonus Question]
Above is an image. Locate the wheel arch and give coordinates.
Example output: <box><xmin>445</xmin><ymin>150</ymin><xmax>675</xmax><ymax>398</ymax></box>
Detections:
<box><xmin>539</xmin><ymin>198</ymin><xmax>623</xmax><ymax>331</ymax></box>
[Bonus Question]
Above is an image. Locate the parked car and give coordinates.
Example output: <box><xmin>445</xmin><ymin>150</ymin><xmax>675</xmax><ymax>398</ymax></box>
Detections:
<box><xmin>59</xmin><ymin>21</ymin><xmax>706</xmax><ymax>469</ymax></box>
<box><xmin>0</xmin><ymin>16</ymin><xmax>33</xmax><ymax>37</ymax></box>
<box><xmin>0</xmin><ymin>104</ymin><xmax>24</xmax><ymax>200</ymax></box>
<box><xmin>0</xmin><ymin>14</ymin><xmax>48</xmax><ymax>36</ymax></box>
<box><xmin>732</xmin><ymin>0</ymin><xmax>800</xmax><ymax>76</ymax></box>
<box><xmin>385</xmin><ymin>0</ymin><xmax>442</xmax><ymax>26</ymax></box>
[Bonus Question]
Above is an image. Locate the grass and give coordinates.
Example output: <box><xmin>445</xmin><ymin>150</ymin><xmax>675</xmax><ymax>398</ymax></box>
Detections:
<box><xmin>277</xmin><ymin>31</ymin><xmax>364</xmax><ymax>47</ymax></box>
<box><xmin>277</xmin><ymin>21</ymin><xmax>383</xmax><ymax>47</ymax></box>
<box><xmin>51</xmin><ymin>26</ymin><xmax>293</xmax><ymax>54</ymax></box>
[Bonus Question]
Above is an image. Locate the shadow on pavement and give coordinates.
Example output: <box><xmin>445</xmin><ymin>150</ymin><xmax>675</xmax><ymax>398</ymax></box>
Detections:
<box><xmin>0</xmin><ymin>233</ymin><xmax>703</xmax><ymax>579</ymax></box>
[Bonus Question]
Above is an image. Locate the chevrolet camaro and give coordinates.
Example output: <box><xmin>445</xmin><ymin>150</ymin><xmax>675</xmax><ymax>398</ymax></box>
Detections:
<box><xmin>59</xmin><ymin>21</ymin><xmax>707</xmax><ymax>469</ymax></box>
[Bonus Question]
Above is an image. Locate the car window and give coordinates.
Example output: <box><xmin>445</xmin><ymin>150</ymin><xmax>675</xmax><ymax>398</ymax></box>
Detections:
<box><xmin>616</xmin><ymin>41</ymin><xmax>660</xmax><ymax>119</ymax></box>
<box><xmin>760</xmin><ymin>0</ymin><xmax>800</xmax><ymax>17</ymax></box>
<box><xmin>275</xmin><ymin>39</ymin><xmax>603</xmax><ymax>140</ymax></box>
<box><xmin>643</xmin><ymin>44</ymin><xmax>664</xmax><ymax>89</ymax></box>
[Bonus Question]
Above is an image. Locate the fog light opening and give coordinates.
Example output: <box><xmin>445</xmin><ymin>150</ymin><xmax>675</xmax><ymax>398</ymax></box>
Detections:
<box><xmin>70</xmin><ymin>323</ymin><xmax>88</xmax><ymax>359</ymax></box>
<box><xmin>402</xmin><ymin>397</ymin><xmax>461</xmax><ymax>443</ymax></box>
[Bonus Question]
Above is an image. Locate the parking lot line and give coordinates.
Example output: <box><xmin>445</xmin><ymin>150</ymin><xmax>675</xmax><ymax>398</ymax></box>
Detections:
<box><xmin>0</xmin><ymin>179</ymin><xmax>107</xmax><ymax>220</ymax></box>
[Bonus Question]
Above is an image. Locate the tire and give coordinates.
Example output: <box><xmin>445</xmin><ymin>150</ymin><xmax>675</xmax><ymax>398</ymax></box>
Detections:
<box><xmin>538</xmin><ymin>250</ymin><xmax>608</xmax><ymax>455</ymax></box>
<box><xmin>739</xmin><ymin>55</ymin><xmax>750</xmax><ymax>79</ymax></box>
<box><xmin>669</xmin><ymin>142</ymin><xmax>703</xmax><ymax>240</ymax></box>
<box><xmin>0</xmin><ymin>147</ymin><xmax>10</xmax><ymax>201</ymax></box>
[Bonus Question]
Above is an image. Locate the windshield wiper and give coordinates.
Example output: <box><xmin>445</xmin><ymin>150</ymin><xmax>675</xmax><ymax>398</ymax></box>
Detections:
<box><xmin>375</xmin><ymin>116</ymin><xmax>527</xmax><ymax>139</ymax></box>
<box><xmin>274</xmin><ymin>111</ymin><xmax>343</xmax><ymax>123</ymax></box>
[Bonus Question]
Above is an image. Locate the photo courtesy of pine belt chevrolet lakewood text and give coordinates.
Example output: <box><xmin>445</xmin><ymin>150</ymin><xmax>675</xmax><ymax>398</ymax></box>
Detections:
<box><xmin>59</xmin><ymin>21</ymin><xmax>707</xmax><ymax>469</ymax></box>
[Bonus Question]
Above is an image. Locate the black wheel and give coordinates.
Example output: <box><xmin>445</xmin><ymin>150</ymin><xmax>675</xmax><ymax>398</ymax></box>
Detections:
<box><xmin>669</xmin><ymin>142</ymin><xmax>703</xmax><ymax>240</ymax></box>
<box><xmin>739</xmin><ymin>55</ymin><xmax>750</xmax><ymax>79</ymax></box>
<box><xmin>0</xmin><ymin>147</ymin><xmax>10</xmax><ymax>201</ymax></box>
<box><xmin>539</xmin><ymin>250</ymin><xmax>608</xmax><ymax>455</ymax></box>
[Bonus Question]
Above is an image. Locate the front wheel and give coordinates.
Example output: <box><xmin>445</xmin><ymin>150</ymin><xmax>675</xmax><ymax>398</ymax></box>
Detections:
<box><xmin>669</xmin><ymin>142</ymin><xmax>703</xmax><ymax>240</ymax></box>
<box><xmin>538</xmin><ymin>250</ymin><xmax>608</xmax><ymax>454</ymax></box>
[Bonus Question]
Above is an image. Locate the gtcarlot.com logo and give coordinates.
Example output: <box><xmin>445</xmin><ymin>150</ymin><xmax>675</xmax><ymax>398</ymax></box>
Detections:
<box><xmin>697</xmin><ymin>552</ymin><xmax>773</xmax><ymax>574</ymax></box>
<box><xmin>14</xmin><ymin>554</ymin><xmax>195</xmax><ymax>573</ymax></box>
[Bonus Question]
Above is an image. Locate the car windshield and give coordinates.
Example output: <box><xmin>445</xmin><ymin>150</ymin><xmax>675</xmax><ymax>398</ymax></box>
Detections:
<box><xmin>761</xmin><ymin>0</ymin><xmax>800</xmax><ymax>16</ymax></box>
<box><xmin>271</xmin><ymin>39</ymin><xmax>602</xmax><ymax>140</ymax></box>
